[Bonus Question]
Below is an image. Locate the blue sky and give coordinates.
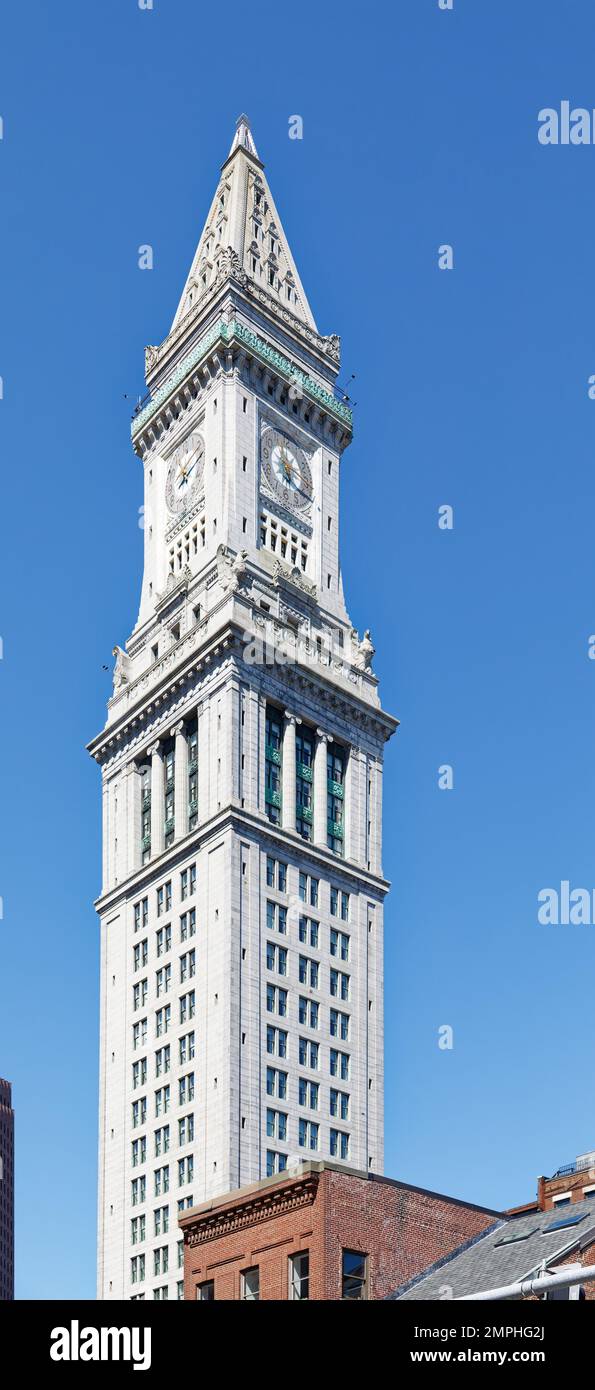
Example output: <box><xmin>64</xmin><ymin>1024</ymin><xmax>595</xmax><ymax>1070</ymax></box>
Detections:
<box><xmin>1</xmin><ymin>0</ymin><xmax>595</xmax><ymax>1297</ymax></box>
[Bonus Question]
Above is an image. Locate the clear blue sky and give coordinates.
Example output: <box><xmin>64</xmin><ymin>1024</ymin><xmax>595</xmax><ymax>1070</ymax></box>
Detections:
<box><xmin>1</xmin><ymin>0</ymin><xmax>595</xmax><ymax>1298</ymax></box>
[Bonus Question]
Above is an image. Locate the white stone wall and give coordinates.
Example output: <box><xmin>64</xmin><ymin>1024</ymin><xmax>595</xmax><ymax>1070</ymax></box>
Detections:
<box><xmin>94</xmin><ymin>147</ymin><xmax>395</xmax><ymax>1300</ymax></box>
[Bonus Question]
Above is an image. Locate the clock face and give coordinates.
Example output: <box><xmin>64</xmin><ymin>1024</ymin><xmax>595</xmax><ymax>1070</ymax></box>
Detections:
<box><xmin>165</xmin><ymin>432</ymin><xmax>205</xmax><ymax>515</ymax></box>
<box><xmin>261</xmin><ymin>427</ymin><xmax>312</xmax><ymax>512</ymax></box>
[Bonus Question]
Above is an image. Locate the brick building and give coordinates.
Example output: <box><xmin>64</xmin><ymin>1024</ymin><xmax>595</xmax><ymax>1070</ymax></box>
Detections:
<box><xmin>507</xmin><ymin>1148</ymin><xmax>595</xmax><ymax>1216</ymax></box>
<box><xmin>180</xmin><ymin>1161</ymin><xmax>498</xmax><ymax>1300</ymax></box>
<box><xmin>0</xmin><ymin>1079</ymin><xmax>14</xmax><ymax>1301</ymax></box>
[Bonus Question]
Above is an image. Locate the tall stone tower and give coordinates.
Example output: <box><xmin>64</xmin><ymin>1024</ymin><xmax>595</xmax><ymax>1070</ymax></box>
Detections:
<box><xmin>89</xmin><ymin>117</ymin><xmax>397</xmax><ymax>1301</ymax></box>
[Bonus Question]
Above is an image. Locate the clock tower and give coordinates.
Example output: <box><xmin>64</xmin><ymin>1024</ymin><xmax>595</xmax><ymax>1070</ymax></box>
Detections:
<box><xmin>89</xmin><ymin>116</ymin><xmax>397</xmax><ymax>1301</ymax></box>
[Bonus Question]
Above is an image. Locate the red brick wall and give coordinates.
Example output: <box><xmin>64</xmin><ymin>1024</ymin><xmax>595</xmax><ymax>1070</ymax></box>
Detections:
<box><xmin>320</xmin><ymin>1171</ymin><xmax>496</xmax><ymax>1301</ymax></box>
<box><xmin>182</xmin><ymin>1168</ymin><xmax>497</xmax><ymax>1301</ymax></box>
<box><xmin>183</xmin><ymin>1174</ymin><xmax>327</xmax><ymax>1301</ymax></box>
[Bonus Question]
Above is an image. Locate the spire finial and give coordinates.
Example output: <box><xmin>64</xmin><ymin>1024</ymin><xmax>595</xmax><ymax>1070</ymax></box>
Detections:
<box><xmin>228</xmin><ymin>114</ymin><xmax>259</xmax><ymax>159</ymax></box>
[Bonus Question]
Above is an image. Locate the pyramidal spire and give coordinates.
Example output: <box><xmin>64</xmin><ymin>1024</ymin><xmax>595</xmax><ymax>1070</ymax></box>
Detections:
<box><xmin>170</xmin><ymin>115</ymin><xmax>317</xmax><ymax>334</ymax></box>
<box><xmin>228</xmin><ymin>113</ymin><xmax>259</xmax><ymax>159</ymax></box>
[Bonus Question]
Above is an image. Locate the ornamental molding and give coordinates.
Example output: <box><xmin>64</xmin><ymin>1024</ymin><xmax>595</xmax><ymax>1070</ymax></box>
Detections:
<box><xmin>145</xmin><ymin>271</ymin><xmax>340</xmax><ymax>386</ymax></box>
<box><xmin>132</xmin><ymin>318</ymin><xmax>352</xmax><ymax>443</ymax></box>
<box><xmin>185</xmin><ymin>1176</ymin><xmax>318</xmax><ymax>1248</ymax></box>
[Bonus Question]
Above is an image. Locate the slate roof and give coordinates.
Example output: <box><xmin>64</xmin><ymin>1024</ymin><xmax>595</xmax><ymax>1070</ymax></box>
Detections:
<box><xmin>388</xmin><ymin>1203</ymin><xmax>595</xmax><ymax>1300</ymax></box>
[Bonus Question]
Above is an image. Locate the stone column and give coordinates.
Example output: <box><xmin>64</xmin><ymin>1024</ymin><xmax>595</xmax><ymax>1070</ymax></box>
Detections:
<box><xmin>197</xmin><ymin>702</ymin><xmax>210</xmax><ymax>825</ymax></box>
<box><xmin>369</xmin><ymin>757</ymin><xmax>383</xmax><ymax>876</ymax></box>
<box><xmin>127</xmin><ymin>763</ymin><xmax>142</xmax><ymax>876</ymax></box>
<box><xmin>313</xmin><ymin>730</ymin><xmax>332</xmax><ymax>848</ymax></box>
<box><xmin>172</xmin><ymin>721</ymin><xmax>188</xmax><ymax>841</ymax></box>
<box><xmin>148</xmin><ymin>740</ymin><xmax>164</xmax><ymax>859</ymax></box>
<box><xmin>282</xmin><ymin>712</ymin><xmax>299</xmax><ymax>833</ymax></box>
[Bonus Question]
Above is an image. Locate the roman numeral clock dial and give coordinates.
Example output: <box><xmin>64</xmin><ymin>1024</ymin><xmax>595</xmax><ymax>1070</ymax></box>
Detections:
<box><xmin>261</xmin><ymin>426</ymin><xmax>313</xmax><ymax>512</ymax></box>
<box><xmin>165</xmin><ymin>432</ymin><xmax>205</xmax><ymax>515</ymax></box>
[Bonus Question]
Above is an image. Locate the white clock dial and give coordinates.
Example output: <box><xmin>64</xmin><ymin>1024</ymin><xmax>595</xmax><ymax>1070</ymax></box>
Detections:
<box><xmin>271</xmin><ymin>442</ymin><xmax>301</xmax><ymax>492</ymax></box>
<box><xmin>261</xmin><ymin>427</ymin><xmax>312</xmax><ymax>512</ymax></box>
<box><xmin>165</xmin><ymin>432</ymin><xmax>205</xmax><ymax>515</ymax></box>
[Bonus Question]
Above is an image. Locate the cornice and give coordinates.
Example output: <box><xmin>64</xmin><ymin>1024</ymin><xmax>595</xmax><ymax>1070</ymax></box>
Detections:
<box><xmin>132</xmin><ymin>315</ymin><xmax>352</xmax><ymax>450</ymax></box>
<box><xmin>94</xmin><ymin>801</ymin><xmax>392</xmax><ymax>917</ymax></box>
<box><xmin>184</xmin><ymin>1175</ymin><xmax>319</xmax><ymax>1248</ymax></box>
<box><xmin>88</xmin><ymin>604</ymin><xmax>397</xmax><ymax>771</ymax></box>
<box><xmin>146</xmin><ymin>268</ymin><xmax>340</xmax><ymax>391</ymax></box>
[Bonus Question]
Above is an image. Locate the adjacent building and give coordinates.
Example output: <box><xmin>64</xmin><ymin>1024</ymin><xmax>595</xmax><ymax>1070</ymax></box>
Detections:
<box><xmin>180</xmin><ymin>1162</ymin><xmax>499</xmax><ymax>1301</ymax></box>
<box><xmin>390</xmin><ymin>1203</ymin><xmax>595</xmax><ymax>1301</ymax></box>
<box><xmin>90</xmin><ymin>117</ymin><xmax>397</xmax><ymax>1300</ymax></box>
<box><xmin>0</xmin><ymin>1078</ymin><xmax>14</xmax><ymax>1301</ymax></box>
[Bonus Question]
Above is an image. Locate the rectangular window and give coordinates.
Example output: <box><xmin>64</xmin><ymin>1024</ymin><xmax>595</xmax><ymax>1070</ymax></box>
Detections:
<box><xmin>131</xmin><ymin>1137</ymin><xmax>147</xmax><ymax>1168</ymax></box>
<box><xmin>132</xmin><ymin>1058</ymin><xmax>147</xmax><ymax>1089</ymax></box>
<box><xmin>153</xmin><ymin>1206</ymin><xmax>169</xmax><ymax>1237</ymax></box>
<box><xmin>133</xmin><ymin>979</ymin><xmax>148</xmax><ymax>1011</ymax></box>
<box><xmin>330</xmin><ymin>1089</ymin><xmax>350</xmax><ymax>1121</ymax></box>
<box><xmin>266</xmin><ymin>900</ymin><xmax>287</xmax><ymax>935</ymax></box>
<box><xmin>180</xmin><ymin>990</ymin><xmax>195</xmax><ymax>1023</ymax></box>
<box><xmin>266</xmin><ymin>985</ymin><xmax>288</xmax><ymax>1017</ymax></box>
<box><xmin>267</xmin><ymin>943</ymin><xmax>288</xmax><ymax>975</ymax></box>
<box><xmin>179</xmin><ymin>1031</ymin><xmax>195</xmax><ymax>1064</ymax></box>
<box><xmin>155</xmin><ymin>1044</ymin><xmax>170</xmax><ymax>1077</ymax></box>
<box><xmin>266</xmin><ymin>1066</ymin><xmax>288</xmax><ymax>1099</ymax></box>
<box><xmin>154</xmin><ymin>1125</ymin><xmax>170</xmax><ymax>1157</ymax></box>
<box><xmin>156</xmin><ymin>964</ymin><xmax>171</xmax><ymax>997</ymax></box>
<box><xmin>178</xmin><ymin>1113</ymin><xmax>195</xmax><ymax>1145</ymax></box>
<box><xmin>327</xmin><ymin>748</ymin><xmax>346</xmax><ymax>855</ymax></box>
<box><xmin>331</xmin><ymin>1129</ymin><xmax>350</xmax><ymax>1161</ymax></box>
<box><xmin>299</xmin><ymin>955</ymin><xmax>319</xmax><ymax>989</ymax></box>
<box><xmin>180</xmin><ymin>908</ymin><xmax>196</xmax><ymax>941</ymax></box>
<box><xmin>265</xmin><ymin>708</ymin><xmax>283</xmax><ymax>825</ymax></box>
<box><xmin>298</xmin><ymin>1038</ymin><xmax>319</xmax><ymax>1070</ymax></box>
<box><xmin>197</xmin><ymin>1280</ymin><xmax>214</xmax><ymax>1301</ymax></box>
<box><xmin>179</xmin><ymin>1072</ymin><xmax>195</xmax><ymax>1105</ymax></box>
<box><xmin>299</xmin><ymin>872</ymin><xmax>319</xmax><ymax>907</ymax></box>
<box><xmin>241</xmin><ymin>1267</ymin><xmax>260</xmax><ymax>1302</ymax></box>
<box><xmin>132</xmin><ymin>1098</ymin><xmax>147</xmax><ymax>1129</ymax></box>
<box><xmin>295</xmin><ymin>727</ymin><xmax>314</xmax><ymax>841</ymax></box>
<box><xmin>266</xmin><ymin>1150</ymin><xmax>288</xmax><ymax>1177</ymax></box>
<box><xmin>155</xmin><ymin>1005</ymin><xmax>171</xmax><ymax>1037</ymax></box>
<box><xmin>289</xmin><ymin>1251</ymin><xmax>309</xmax><ymax>1301</ymax></box>
<box><xmin>330</xmin><ymin>969</ymin><xmax>350</xmax><ymax>1001</ymax></box>
<box><xmin>330</xmin><ymin>1049</ymin><xmax>350</xmax><ymax>1081</ymax></box>
<box><xmin>330</xmin><ymin>927</ymin><xmax>350</xmax><ymax>961</ymax></box>
<box><xmin>132</xmin><ymin>1019</ymin><xmax>147</xmax><ymax>1051</ymax></box>
<box><xmin>331</xmin><ymin>888</ymin><xmax>350</xmax><ymax>921</ymax></box>
<box><xmin>164</xmin><ymin>741</ymin><xmax>175</xmax><ymax>848</ymax></box>
<box><xmin>341</xmin><ymin>1249</ymin><xmax>367</xmax><ymax>1300</ymax></box>
<box><xmin>156</xmin><ymin>924</ymin><xmax>172</xmax><ymax>957</ymax></box>
<box><xmin>266</xmin><ymin>855</ymin><xmax>287</xmax><ymax>892</ymax></box>
<box><xmin>133</xmin><ymin>939</ymin><xmax>148</xmax><ymax>971</ymax></box>
<box><xmin>188</xmin><ymin>724</ymin><xmax>198</xmax><ymax>831</ymax></box>
<box><xmin>178</xmin><ymin>1155</ymin><xmax>194</xmax><ymax>1186</ymax></box>
<box><xmin>134</xmin><ymin>897</ymin><xmax>149</xmax><ymax>933</ymax></box>
<box><xmin>298</xmin><ymin>1078</ymin><xmax>319</xmax><ymax>1110</ymax></box>
<box><xmin>266</xmin><ymin>1108</ymin><xmax>287</xmax><ymax>1142</ymax></box>
<box><xmin>330</xmin><ymin>1009</ymin><xmax>350</xmax><ymax>1041</ymax></box>
<box><xmin>266</xmin><ymin>1026</ymin><xmax>288</xmax><ymax>1058</ymax></box>
<box><xmin>298</xmin><ymin>1118</ymin><xmax>319</xmax><ymax>1151</ymax></box>
<box><xmin>299</xmin><ymin>997</ymin><xmax>319</xmax><ymax>1030</ymax></box>
<box><xmin>180</xmin><ymin>948</ymin><xmax>196</xmax><ymax>983</ymax></box>
<box><xmin>155</xmin><ymin>1085</ymin><xmax>170</xmax><ymax>1117</ymax></box>
<box><xmin>131</xmin><ymin>1176</ymin><xmax>146</xmax><ymax>1207</ymax></box>
<box><xmin>181</xmin><ymin>863</ymin><xmax>197</xmax><ymax>901</ymax></box>
<box><xmin>299</xmin><ymin>916</ymin><xmax>319</xmax><ymax>948</ymax></box>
